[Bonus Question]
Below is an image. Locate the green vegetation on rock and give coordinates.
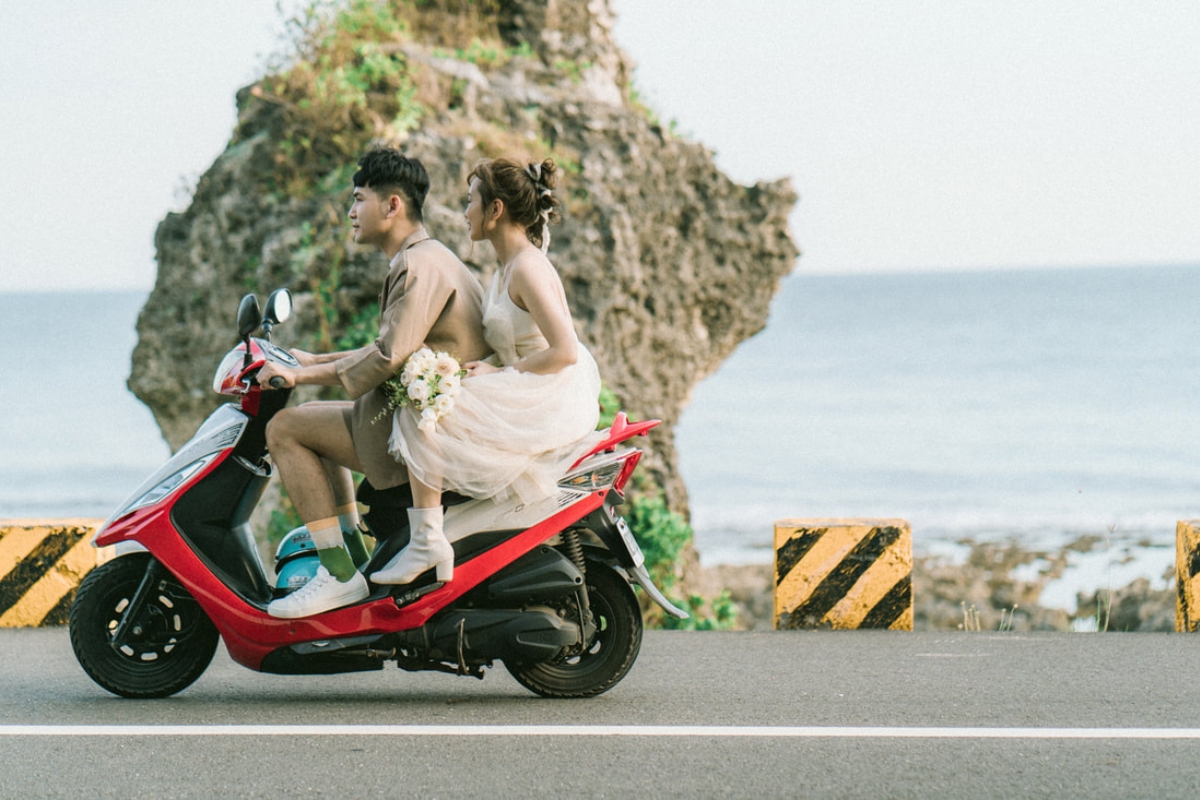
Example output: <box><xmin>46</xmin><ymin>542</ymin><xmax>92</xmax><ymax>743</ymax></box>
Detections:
<box><xmin>251</xmin><ymin>0</ymin><xmax>425</xmax><ymax>196</ymax></box>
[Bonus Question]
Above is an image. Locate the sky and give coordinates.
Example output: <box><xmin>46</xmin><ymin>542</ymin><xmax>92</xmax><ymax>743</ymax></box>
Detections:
<box><xmin>1</xmin><ymin>1</ymin><xmax>1198</xmax><ymax>292</ymax></box>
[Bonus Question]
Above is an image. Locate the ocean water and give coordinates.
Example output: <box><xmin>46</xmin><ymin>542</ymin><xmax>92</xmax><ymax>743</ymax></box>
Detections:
<box><xmin>0</xmin><ymin>292</ymin><xmax>170</xmax><ymax>518</ymax></box>
<box><xmin>3</xmin><ymin>267</ymin><xmax>1197</xmax><ymax>608</ymax></box>
<box><xmin>676</xmin><ymin>265</ymin><xmax>1200</xmax><ymax>601</ymax></box>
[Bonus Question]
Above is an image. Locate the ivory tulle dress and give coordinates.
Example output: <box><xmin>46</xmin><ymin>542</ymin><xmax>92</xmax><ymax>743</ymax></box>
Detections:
<box><xmin>388</xmin><ymin>263</ymin><xmax>604</xmax><ymax>505</ymax></box>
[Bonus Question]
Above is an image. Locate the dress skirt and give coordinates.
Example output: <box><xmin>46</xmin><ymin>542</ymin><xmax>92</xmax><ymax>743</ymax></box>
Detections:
<box><xmin>388</xmin><ymin>345</ymin><xmax>604</xmax><ymax>505</ymax></box>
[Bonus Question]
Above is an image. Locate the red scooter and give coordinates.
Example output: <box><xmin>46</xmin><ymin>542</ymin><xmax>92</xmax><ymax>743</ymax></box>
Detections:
<box><xmin>70</xmin><ymin>289</ymin><xmax>685</xmax><ymax>699</ymax></box>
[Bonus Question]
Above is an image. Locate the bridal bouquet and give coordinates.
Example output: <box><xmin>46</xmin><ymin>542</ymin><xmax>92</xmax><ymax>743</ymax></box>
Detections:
<box><xmin>377</xmin><ymin>347</ymin><xmax>466</xmax><ymax>432</ymax></box>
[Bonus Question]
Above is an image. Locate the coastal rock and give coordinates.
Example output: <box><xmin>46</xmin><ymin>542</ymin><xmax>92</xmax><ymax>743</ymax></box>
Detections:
<box><xmin>1078</xmin><ymin>578</ymin><xmax>1175</xmax><ymax>633</ymax></box>
<box><xmin>128</xmin><ymin>0</ymin><xmax>799</xmax><ymax>521</ymax></box>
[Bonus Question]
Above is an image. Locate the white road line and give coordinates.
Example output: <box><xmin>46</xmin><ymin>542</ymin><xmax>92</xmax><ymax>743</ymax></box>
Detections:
<box><xmin>3</xmin><ymin>725</ymin><xmax>1200</xmax><ymax>739</ymax></box>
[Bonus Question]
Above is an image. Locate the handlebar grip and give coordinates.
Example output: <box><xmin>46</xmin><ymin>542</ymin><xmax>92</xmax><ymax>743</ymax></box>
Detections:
<box><xmin>269</xmin><ymin>376</ymin><xmax>286</xmax><ymax>390</ymax></box>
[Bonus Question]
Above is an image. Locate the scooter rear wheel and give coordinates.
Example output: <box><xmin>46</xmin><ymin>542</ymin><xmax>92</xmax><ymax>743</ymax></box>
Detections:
<box><xmin>69</xmin><ymin>554</ymin><xmax>218</xmax><ymax>698</ymax></box>
<box><xmin>505</xmin><ymin>560</ymin><xmax>642</xmax><ymax>698</ymax></box>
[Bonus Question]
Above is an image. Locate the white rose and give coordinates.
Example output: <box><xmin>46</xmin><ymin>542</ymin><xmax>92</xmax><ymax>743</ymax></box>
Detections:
<box><xmin>434</xmin><ymin>352</ymin><xmax>459</xmax><ymax>378</ymax></box>
<box><xmin>408</xmin><ymin>347</ymin><xmax>435</xmax><ymax>375</ymax></box>
<box><xmin>418</xmin><ymin>406</ymin><xmax>439</xmax><ymax>432</ymax></box>
<box><xmin>433</xmin><ymin>393</ymin><xmax>455</xmax><ymax>416</ymax></box>
<box><xmin>407</xmin><ymin>378</ymin><xmax>431</xmax><ymax>406</ymax></box>
<box><xmin>438</xmin><ymin>373</ymin><xmax>461</xmax><ymax>395</ymax></box>
<box><xmin>399</xmin><ymin>365</ymin><xmax>416</xmax><ymax>386</ymax></box>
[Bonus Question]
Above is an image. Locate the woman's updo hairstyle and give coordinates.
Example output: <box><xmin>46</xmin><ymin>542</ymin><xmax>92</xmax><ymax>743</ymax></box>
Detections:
<box><xmin>469</xmin><ymin>157</ymin><xmax>561</xmax><ymax>251</ymax></box>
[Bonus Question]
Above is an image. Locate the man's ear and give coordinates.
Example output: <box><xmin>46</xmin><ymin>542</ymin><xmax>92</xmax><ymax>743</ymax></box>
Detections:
<box><xmin>386</xmin><ymin>193</ymin><xmax>407</xmax><ymax>220</ymax></box>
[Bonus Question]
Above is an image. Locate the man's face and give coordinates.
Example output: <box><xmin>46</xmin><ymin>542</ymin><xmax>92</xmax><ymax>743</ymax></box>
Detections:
<box><xmin>348</xmin><ymin>185</ymin><xmax>392</xmax><ymax>246</ymax></box>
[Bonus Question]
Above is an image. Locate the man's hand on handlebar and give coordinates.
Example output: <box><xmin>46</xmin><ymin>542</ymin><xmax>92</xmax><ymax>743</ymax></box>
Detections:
<box><xmin>257</xmin><ymin>362</ymin><xmax>296</xmax><ymax>390</ymax></box>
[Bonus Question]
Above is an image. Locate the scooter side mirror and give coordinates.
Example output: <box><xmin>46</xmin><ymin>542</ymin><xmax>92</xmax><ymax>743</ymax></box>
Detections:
<box><xmin>263</xmin><ymin>288</ymin><xmax>293</xmax><ymax>326</ymax></box>
<box><xmin>237</xmin><ymin>294</ymin><xmax>262</xmax><ymax>340</ymax></box>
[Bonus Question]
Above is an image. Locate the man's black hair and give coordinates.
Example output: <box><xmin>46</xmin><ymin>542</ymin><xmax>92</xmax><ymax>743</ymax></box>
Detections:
<box><xmin>353</xmin><ymin>149</ymin><xmax>430</xmax><ymax>223</ymax></box>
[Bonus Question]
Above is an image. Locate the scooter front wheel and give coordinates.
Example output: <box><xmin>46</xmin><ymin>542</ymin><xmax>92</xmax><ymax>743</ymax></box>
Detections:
<box><xmin>69</xmin><ymin>554</ymin><xmax>218</xmax><ymax>698</ymax></box>
<box><xmin>505</xmin><ymin>560</ymin><xmax>643</xmax><ymax>698</ymax></box>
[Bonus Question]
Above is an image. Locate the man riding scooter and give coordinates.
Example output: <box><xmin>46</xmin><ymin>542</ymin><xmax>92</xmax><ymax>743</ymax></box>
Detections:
<box><xmin>256</xmin><ymin>148</ymin><xmax>490</xmax><ymax>619</ymax></box>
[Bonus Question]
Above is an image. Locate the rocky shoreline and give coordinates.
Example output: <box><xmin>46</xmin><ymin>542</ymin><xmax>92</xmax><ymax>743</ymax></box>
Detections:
<box><xmin>694</xmin><ymin>537</ymin><xmax>1177</xmax><ymax>632</ymax></box>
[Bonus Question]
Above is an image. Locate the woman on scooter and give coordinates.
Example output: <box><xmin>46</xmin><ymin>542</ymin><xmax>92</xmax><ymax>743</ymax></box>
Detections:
<box><xmin>372</xmin><ymin>157</ymin><xmax>603</xmax><ymax>585</ymax></box>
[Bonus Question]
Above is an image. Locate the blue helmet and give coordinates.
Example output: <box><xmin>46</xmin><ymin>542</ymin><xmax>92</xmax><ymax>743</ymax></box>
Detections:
<box><xmin>273</xmin><ymin>526</ymin><xmax>318</xmax><ymax>595</ymax></box>
<box><xmin>274</xmin><ymin>526</ymin><xmax>315</xmax><ymax>566</ymax></box>
<box><xmin>275</xmin><ymin>553</ymin><xmax>320</xmax><ymax>594</ymax></box>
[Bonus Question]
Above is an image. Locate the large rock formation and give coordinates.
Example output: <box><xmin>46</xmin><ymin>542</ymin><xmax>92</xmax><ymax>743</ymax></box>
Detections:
<box><xmin>130</xmin><ymin>0</ymin><xmax>799</xmax><ymax>518</ymax></box>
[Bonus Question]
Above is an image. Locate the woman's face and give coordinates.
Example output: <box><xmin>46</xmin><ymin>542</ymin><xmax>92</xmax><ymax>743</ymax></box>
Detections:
<box><xmin>464</xmin><ymin>178</ymin><xmax>492</xmax><ymax>242</ymax></box>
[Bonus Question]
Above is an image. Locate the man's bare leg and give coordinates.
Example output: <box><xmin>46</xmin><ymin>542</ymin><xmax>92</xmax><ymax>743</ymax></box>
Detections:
<box><xmin>323</xmin><ymin>457</ymin><xmax>358</xmax><ymax>508</ymax></box>
<box><xmin>265</xmin><ymin>401</ymin><xmax>369</xmax><ymax>618</ymax></box>
<box><xmin>267</xmin><ymin>402</ymin><xmax>362</xmax><ymax>523</ymax></box>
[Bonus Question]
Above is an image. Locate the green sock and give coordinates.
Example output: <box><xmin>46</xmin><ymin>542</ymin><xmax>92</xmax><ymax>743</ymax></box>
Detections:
<box><xmin>336</xmin><ymin>504</ymin><xmax>370</xmax><ymax>568</ymax></box>
<box><xmin>342</xmin><ymin>528</ymin><xmax>371</xmax><ymax>569</ymax></box>
<box><xmin>307</xmin><ymin>517</ymin><xmax>357</xmax><ymax>581</ymax></box>
<box><xmin>317</xmin><ymin>545</ymin><xmax>357</xmax><ymax>582</ymax></box>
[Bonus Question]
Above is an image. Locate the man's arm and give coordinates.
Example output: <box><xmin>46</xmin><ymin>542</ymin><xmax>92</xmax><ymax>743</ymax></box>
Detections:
<box><xmin>256</xmin><ymin>345</ymin><xmax>370</xmax><ymax>389</ymax></box>
<box><xmin>335</xmin><ymin>259</ymin><xmax>455</xmax><ymax>399</ymax></box>
<box><xmin>292</xmin><ymin>347</ymin><xmax>366</xmax><ymax>367</ymax></box>
<box><xmin>256</xmin><ymin>356</ymin><xmax>344</xmax><ymax>389</ymax></box>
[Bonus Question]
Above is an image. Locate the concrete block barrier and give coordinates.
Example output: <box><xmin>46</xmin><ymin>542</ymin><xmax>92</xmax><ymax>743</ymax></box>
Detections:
<box><xmin>1175</xmin><ymin>519</ymin><xmax>1200</xmax><ymax>632</ymax></box>
<box><xmin>774</xmin><ymin>518</ymin><xmax>912</xmax><ymax>630</ymax></box>
<box><xmin>0</xmin><ymin>519</ymin><xmax>108</xmax><ymax>627</ymax></box>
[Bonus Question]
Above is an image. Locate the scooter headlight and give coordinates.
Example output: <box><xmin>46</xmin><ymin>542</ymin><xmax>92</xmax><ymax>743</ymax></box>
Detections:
<box><xmin>125</xmin><ymin>456</ymin><xmax>217</xmax><ymax>515</ymax></box>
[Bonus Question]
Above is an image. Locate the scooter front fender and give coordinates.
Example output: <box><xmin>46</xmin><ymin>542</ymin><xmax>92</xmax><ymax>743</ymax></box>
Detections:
<box><xmin>93</xmin><ymin>504</ymin><xmax>173</xmax><ymax>550</ymax></box>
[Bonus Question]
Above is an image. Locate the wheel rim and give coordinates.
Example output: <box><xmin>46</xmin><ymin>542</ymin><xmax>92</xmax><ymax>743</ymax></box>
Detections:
<box><xmin>550</xmin><ymin>587</ymin><xmax>618</xmax><ymax>672</ymax></box>
<box><xmin>106</xmin><ymin>591</ymin><xmax>190</xmax><ymax>662</ymax></box>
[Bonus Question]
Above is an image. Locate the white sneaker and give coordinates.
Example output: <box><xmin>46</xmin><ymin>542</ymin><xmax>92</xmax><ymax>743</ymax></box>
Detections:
<box><xmin>267</xmin><ymin>566</ymin><xmax>368</xmax><ymax>619</ymax></box>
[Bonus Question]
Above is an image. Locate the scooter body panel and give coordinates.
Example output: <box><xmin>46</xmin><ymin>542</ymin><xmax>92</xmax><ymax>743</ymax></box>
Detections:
<box><xmin>94</xmin><ymin>442</ymin><xmax>609</xmax><ymax>671</ymax></box>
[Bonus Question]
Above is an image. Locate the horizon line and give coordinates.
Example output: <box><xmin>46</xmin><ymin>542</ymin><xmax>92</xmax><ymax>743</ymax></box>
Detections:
<box><xmin>3</xmin><ymin>260</ymin><xmax>1197</xmax><ymax>296</ymax></box>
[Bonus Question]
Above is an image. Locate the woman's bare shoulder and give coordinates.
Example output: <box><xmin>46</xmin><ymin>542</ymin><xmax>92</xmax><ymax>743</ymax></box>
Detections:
<box><xmin>508</xmin><ymin>249</ymin><xmax>557</xmax><ymax>284</ymax></box>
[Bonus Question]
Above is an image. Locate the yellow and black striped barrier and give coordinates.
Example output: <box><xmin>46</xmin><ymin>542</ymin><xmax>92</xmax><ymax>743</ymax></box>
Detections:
<box><xmin>774</xmin><ymin>518</ymin><xmax>912</xmax><ymax>630</ymax></box>
<box><xmin>0</xmin><ymin>520</ymin><xmax>108</xmax><ymax>627</ymax></box>
<box><xmin>1175</xmin><ymin>519</ymin><xmax>1200</xmax><ymax>632</ymax></box>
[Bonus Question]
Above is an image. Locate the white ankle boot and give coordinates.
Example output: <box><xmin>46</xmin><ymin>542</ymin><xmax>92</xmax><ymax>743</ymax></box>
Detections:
<box><xmin>370</xmin><ymin>507</ymin><xmax>454</xmax><ymax>585</ymax></box>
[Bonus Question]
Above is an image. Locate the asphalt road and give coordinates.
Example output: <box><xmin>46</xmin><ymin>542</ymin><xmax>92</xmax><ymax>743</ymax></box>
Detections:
<box><xmin>3</xmin><ymin>628</ymin><xmax>1200</xmax><ymax>798</ymax></box>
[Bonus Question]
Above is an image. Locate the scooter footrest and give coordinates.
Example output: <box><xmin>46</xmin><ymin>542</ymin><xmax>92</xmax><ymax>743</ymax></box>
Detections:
<box><xmin>391</xmin><ymin>581</ymin><xmax>446</xmax><ymax>609</ymax></box>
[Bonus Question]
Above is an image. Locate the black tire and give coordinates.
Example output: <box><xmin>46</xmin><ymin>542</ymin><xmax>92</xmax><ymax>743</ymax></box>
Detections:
<box><xmin>69</xmin><ymin>555</ymin><xmax>218</xmax><ymax>698</ymax></box>
<box><xmin>505</xmin><ymin>560</ymin><xmax>643</xmax><ymax>698</ymax></box>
